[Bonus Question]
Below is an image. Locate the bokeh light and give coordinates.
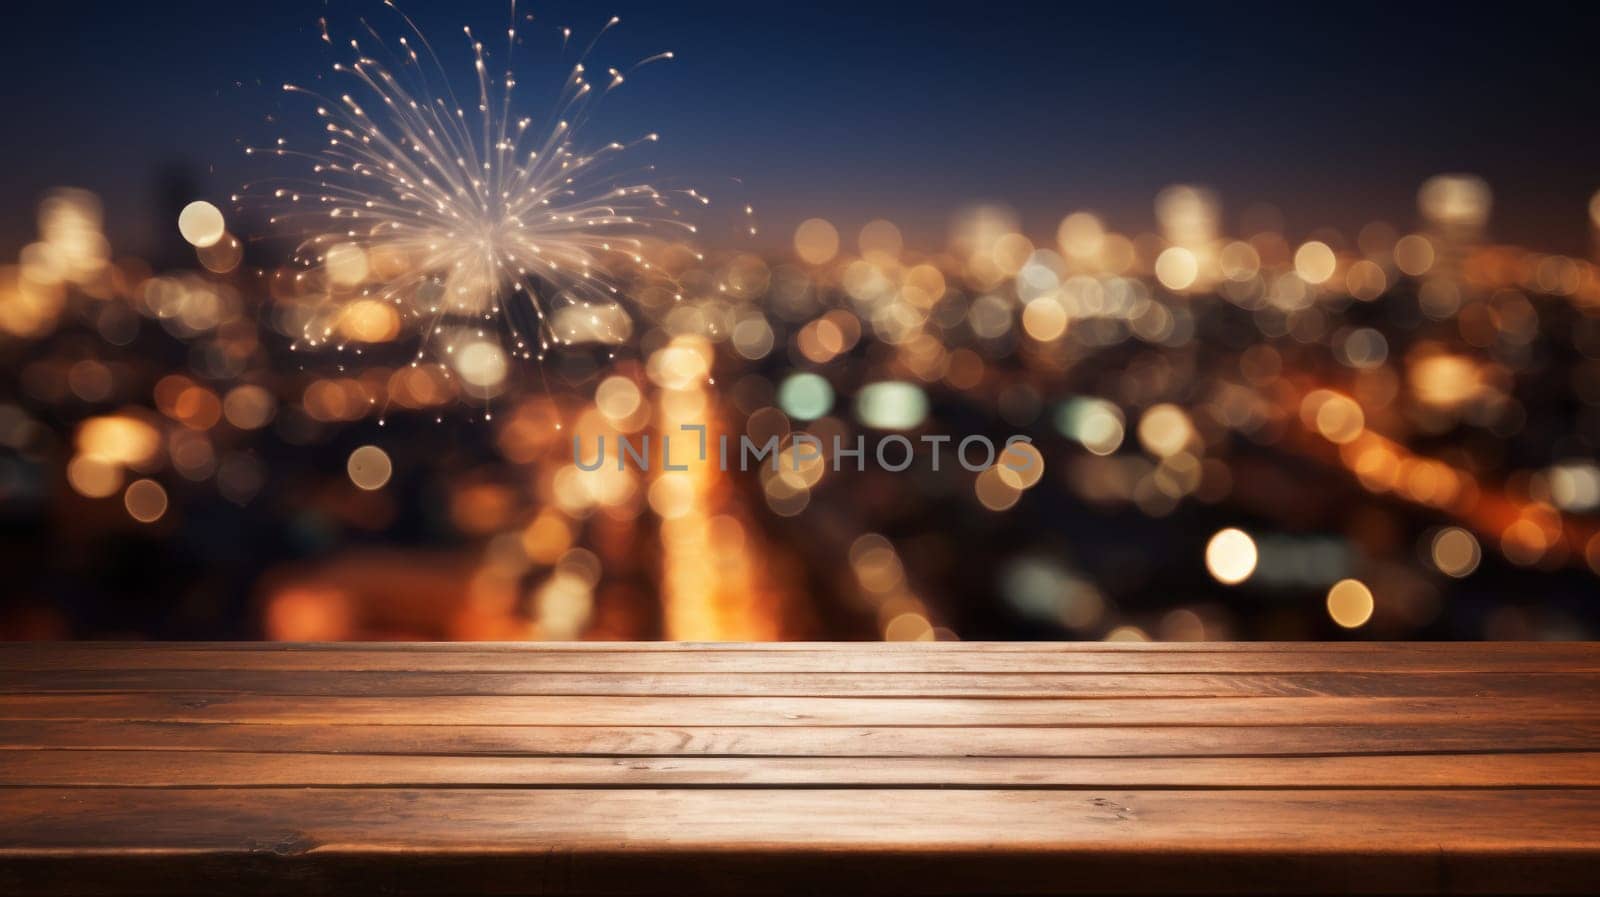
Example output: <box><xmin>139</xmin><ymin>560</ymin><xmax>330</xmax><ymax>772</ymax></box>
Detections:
<box><xmin>1205</xmin><ymin>528</ymin><xmax>1258</xmax><ymax>585</ymax></box>
<box><xmin>856</xmin><ymin>381</ymin><xmax>928</xmax><ymax>430</ymax></box>
<box><xmin>123</xmin><ymin>478</ymin><xmax>168</xmax><ymax>524</ymax></box>
<box><xmin>1326</xmin><ymin>579</ymin><xmax>1375</xmax><ymax>628</ymax></box>
<box><xmin>778</xmin><ymin>373</ymin><xmax>834</xmax><ymax>421</ymax></box>
<box><xmin>176</xmin><ymin>201</ymin><xmax>225</xmax><ymax>249</ymax></box>
<box><xmin>794</xmin><ymin>218</ymin><xmax>840</xmax><ymax>266</ymax></box>
<box><xmin>1430</xmin><ymin>527</ymin><xmax>1482</xmax><ymax>578</ymax></box>
<box><xmin>347</xmin><ymin>445</ymin><xmax>393</xmax><ymax>491</ymax></box>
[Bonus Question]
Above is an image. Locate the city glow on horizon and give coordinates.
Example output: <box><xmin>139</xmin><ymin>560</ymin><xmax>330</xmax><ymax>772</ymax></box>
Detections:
<box><xmin>7</xmin><ymin>153</ymin><xmax>1600</xmax><ymax>643</ymax></box>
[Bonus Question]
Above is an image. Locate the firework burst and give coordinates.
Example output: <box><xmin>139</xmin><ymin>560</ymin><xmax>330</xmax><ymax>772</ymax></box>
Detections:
<box><xmin>238</xmin><ymin>2</ymin><xmax>738</xmax><ymax>390</ymax></box>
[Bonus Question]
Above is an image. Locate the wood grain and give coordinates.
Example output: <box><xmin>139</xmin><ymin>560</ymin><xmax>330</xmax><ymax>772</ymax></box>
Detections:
<box><xmin>0</xmin><ymin>641</ymin><xmax>1596</xmax><ymax>895</ymax></box>
<box><xmin>3</xmin><ymin>669</ymin><xmax>1594</xmax><ymax>697</ymax></box>
<box><xmin>5</xmin><ymin>719</ymin><xmax>1598</xmax><ymax>756</ymax></box>
<box><xmin>1</xmin><ymin>692</ymin><xmax>1591</xmax><ymax>726</ymax></box>
<box><xmin>3</xmin><ymin>749</ymin><xmax>1598</xmax><ymax>787</ymax></box>
<box><xmin>1</xmin><ymin>788</ymin><xmax>1598</xmax><ymax>895</ymax></box>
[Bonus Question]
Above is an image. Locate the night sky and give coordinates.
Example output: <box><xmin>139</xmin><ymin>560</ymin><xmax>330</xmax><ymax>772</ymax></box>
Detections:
<box><xmin>3</xmin><ymin>0</ymin><xmax>1599</xmax><ymax>256</ymax></box>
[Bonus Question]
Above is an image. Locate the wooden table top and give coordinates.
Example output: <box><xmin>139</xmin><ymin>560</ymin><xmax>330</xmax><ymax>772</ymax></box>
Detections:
<box><xmin>0</xmin><ymin>641</ymin><xmax>1596</xmax><ymax>895</ymax></box>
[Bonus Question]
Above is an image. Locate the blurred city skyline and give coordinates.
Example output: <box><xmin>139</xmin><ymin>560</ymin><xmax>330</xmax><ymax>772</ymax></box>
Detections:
<box><xmin>3</xmin><ymin>0</ymin><xmax>1599</xmax><ymax>644</ymax></box>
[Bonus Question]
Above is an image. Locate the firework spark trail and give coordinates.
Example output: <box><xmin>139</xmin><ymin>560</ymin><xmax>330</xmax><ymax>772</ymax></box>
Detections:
<box><xmin>237</xmin><ymin>2</ymin><xmax>741</xmax><ymax>421</ymax></box>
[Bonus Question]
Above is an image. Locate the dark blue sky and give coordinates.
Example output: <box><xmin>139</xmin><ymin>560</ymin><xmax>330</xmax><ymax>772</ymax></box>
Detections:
<box><xmin>4</xmin><ymin>0</ymin><xmax>1599</xmax><ymax>254</ymax></box>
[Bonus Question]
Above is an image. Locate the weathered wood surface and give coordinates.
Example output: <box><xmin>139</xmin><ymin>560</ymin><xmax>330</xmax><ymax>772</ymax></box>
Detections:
<box><xmin>0</xmin><ymin>642</ymin><xmax>1596</xmax><ymax>896</ymax></box>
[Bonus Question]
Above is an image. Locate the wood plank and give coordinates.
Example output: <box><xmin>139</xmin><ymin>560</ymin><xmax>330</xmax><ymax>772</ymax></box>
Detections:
<box><xmin>3</xmin><ymin>643</ymin><xmax>1595</xmax><ymax>894</ymax></box>
<box><xmin>5</xmin><ymin>719</ymin><xmax>1593</xmax><ymax>756</ymax></box>
<box><xmin>0</xmin><ymin>693</ymin><xmax>1592</xmax><ymax>727</ymax></box>
<box><xmin>2</xmin><ymin>669</ymin><xmax>1593</xmax><ymax>698</ymax></box>
<box><xmin>2</xmin><ymin>749</ymin><xmax>1597</xmax><ymax>788</ymax></box>
<box><xmin>4</xmin><ymin>644</ymin><xmax>1598</xmax><ymax>673</ymax></box>
<box><xmin>1</xmin><ymin>788</ymin><xmax>1596</xmax><ymax>895</ymax></box>
<box><xmin>3</xmin><ymin>718</ymin><xmax>1593</xmax><ymax>756</ymax></box>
